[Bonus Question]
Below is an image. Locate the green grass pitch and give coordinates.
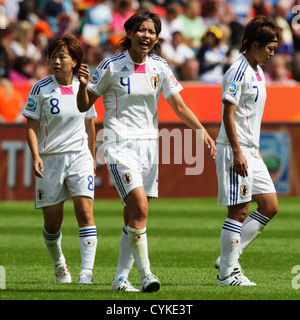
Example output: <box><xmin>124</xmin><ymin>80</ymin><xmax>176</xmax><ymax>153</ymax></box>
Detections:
<box><xmin>0</xmin><ymin>197</ymin><xmax>300</xmax><ymax>302</ymax></box>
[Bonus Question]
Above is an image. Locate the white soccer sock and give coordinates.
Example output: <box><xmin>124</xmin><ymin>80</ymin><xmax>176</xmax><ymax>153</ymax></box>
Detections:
<box><xmin>79</xmin><ymin>226</ymin><xmax>98</xmax><ymax>273</ymax></box>
<box><xmin>43</xmin><ymin>228</ymin><xmax>65</xmax><ymax>266</ymax></box>
<box><xmin>239</xmin><ymin>210</ymin><xmax>270</xmax><ymax>256</ymax></box>
<box><xmin>127</xmin><ymin>225</ymin><xmax>151</xmax><ymax>281</ymax></box>
<box><xmin>219</xmin><ymin>218</ymin><xmax>242</xmax><ymax>279</ymax></box>
<box><xmin>114</xmin><ymin>225</ymin><xmax>134</xmax><ymax>280</ymax></box>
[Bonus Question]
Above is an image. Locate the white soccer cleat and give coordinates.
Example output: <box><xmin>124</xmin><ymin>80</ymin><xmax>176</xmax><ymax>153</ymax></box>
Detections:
<box><xmin>78</xmin><ymin>270</ymin><xmax>93</xmax><ymax>284</ymax></box>
<box><xmin>215</xmin><ymin>256</ymin><xmax>256</xmax><ymax>285</ymax></box>
<box><xmin>141</xmin><ymin>274</ymin><xmax>161</xmax><ymax>293</ymax></box>
<box><xmin>215</xmin><ymin>256</ymin><xmax>221</xmax><ymax>269</ymax></box>
<box><xmin>54</xmin><ymin>262</ymin><xmax>72</xmax><ymax>283</ymax></box>
<box><xmin>111</xmin><ymin>276</ymin><xmax>139</xmax><ymax>292</ymax></box>
<box><xmin>217</xmin><ymin>270</ymin><xmax>256</xmax><ymax>286</ymax></box>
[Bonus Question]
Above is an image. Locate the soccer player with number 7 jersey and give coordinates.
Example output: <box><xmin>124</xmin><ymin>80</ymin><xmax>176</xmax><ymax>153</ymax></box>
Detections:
<box><xmin>23</xmin><ymin>35</ymin><xmax>98</xmax><ymax>284</ymax></box>
<box><xmin>215</xmin><ymin>16</ymin><xmax>280</xmax><ymax>286</ymax></box>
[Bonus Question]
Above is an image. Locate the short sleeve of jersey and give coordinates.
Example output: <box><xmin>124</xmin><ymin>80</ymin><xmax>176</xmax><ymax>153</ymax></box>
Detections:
<box><xmin>22</xmin><ymin>84</ymin><xmax>42</xmax><ymax>121</ymax></box>
<box><xmin>87</xmin><ymin>65</ymin><xmax>111</xmax><ymax>98</ymax></box>
<box><xmin>85</xmin><ymin>105</ymin><xmax>97</xmax><ymax>119</ymax></box>
<box><xmin>222</xmin><ymin>60</ymin><xmax>247</xmax><ymax>107</ymax></box>
<box><xmin>159</xmin><ymin>62</ymin><xmax>183</xmax><ymax>100</ymax></box>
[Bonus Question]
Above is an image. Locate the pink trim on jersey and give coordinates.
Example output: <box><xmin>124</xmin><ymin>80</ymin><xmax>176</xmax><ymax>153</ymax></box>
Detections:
<box><xmin>43</xmin><ymin>110</ymin><xmax>49</xmax><ymax>150</ymax></box>
<box><xmin>60</xmin><ymin>86</ymin><xmax>74</xmax><ymax>95</ymax></box>
<box><xmin>115</xmin><ymin>90</ymin><xmax>121</xmax><ymax>132</ymax></box>
<box><xmin>134</xmin><ymin>63</ymin><xmax>146</xmax><ymax>73</ymax></box>
<box><xmin>244</xmin><ymin>100</ymin><xmax>252</xmax><ymax>143</ymax></box>
<box><xmin>255</xmin><ymin>73</ymin><xmax>262</xmax><ymax>81</ymax></box>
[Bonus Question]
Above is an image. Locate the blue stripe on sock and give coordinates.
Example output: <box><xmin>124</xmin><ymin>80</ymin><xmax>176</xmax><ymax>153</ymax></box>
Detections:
<box><xmin>222</xmin><ymin>220</ymin><xmax>242</xmax><ymax>234</ymax></box>
<box><xmin>79</xmin><ymin>227</ymin><xmax>97</xmax><ymax>238</ymax></box>
<box><xmin>250</xmin><ymin>211</ymin><xmax>269</xmax><ymax>226</ymax></box>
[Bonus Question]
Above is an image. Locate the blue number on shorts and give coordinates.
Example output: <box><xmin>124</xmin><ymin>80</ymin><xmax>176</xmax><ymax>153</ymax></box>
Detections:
<box><xmin>87</xmin><ymin>175</ymin><xmax>94</xmax><ymax>191</ymax></box>
<box><xmin>253</xmin><ymin>86</ymin><xmax>259</xmax><ymax>102</ymax></box>
<box><xmin>50</xmin><ymin>98</ymin><xmax>60</xmax><ymax>114</ymax></box>
<box><xmin>120</xmin><ymin>77</ymin><xmax>130</xmax><ymax>94</ymax></box>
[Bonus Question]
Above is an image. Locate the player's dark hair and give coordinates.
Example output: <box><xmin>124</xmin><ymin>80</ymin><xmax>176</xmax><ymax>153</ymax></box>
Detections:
<box><xmin>47</xmin><ymin>34</ymin><xmax>83</xmax><ymax>75</ymax></box>
<box><xmin>240</xmin><ymin>16</ymin><xmax>281</xmax><ymax>53</ymax></box>
<box><xmin>117</xmin><ymin>11</ymin><xmax>161</xmax><ymax>55</ymax></box>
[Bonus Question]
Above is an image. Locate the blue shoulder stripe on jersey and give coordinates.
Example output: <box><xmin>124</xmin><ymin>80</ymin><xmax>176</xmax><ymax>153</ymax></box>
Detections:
<box><xmin>98</xmin><ymin>52</ymin><xmax>126</xmax><ymax>70</ymax></box>
<box><xmin>31</xmin><ymin>76</ymin><xmax>53</xmax><ymax>95</ymax></box>
<box><xmin>237</xmin><ymin>63</ymin><xmax>248</xmax><ymax>81</ymax></box>
<box><xmin>30</xmin><ymin>76</ymin><xmax>52</xmax><ymax>95</ymax></box>
<box><xmin>149</xmin><ymin>54</ymin><xmax>168</xmax><ymax>65</ymax></box>
<box><xmin>233</xmin><ymin>61</ymin><xmax>244</xmax><ymax>81</ymax></box>
<box><xmin>233</xmin><ymin>60</ymin><xmax>248</xmax><ymax>82</ymax></box>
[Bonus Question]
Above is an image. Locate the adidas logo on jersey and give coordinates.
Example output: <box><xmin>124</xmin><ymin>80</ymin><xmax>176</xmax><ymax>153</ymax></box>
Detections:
<box><xmin>121</xmin><ymin>66</ymin><xmax>129</xmax><ymax>72</ymax></box>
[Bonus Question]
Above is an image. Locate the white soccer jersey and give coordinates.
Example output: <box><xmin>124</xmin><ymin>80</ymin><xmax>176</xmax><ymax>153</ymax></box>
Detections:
<box><xmin>87</xmin><ymin>50</ymin><xmax>183</xmax><ymax>142</ymax></box>
<box><xmin>216</xmin><ymin>54</ymin><xmax>267</xmax><ymax>148</ymax></box>
<box><xmin>23</xmin><ymin>75</ymin><xmax>97</xmax><ymax>154</ymax></box>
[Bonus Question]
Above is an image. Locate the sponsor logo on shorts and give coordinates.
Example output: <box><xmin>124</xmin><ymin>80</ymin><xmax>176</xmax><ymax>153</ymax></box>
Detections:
<box><xmin>37</xmin><ymin>189</ymin><xmax>44</xmax><ymax>200</ymax></box>
<box><xmin>122</xmin><ymin>172</ymin><xmax>132</xmax><ymax>184</ymax></box>
<box><xmin>240</xmin><ymin>185</ymin><xmax>249</xmax><ymax>197</ymax></box>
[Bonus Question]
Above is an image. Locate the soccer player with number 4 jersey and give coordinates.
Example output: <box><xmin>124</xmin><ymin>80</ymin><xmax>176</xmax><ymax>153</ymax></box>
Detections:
<box><xmin>23</xmin><ymin>35</ymin><xmax>98</xmax><ymax>284</ymax></box>
<box><xmin>215</xmin><ymin>16</ymin><xmax>280</xmax><ymax>286</ymax></box>
<box><xmin>77</xmin><ymin>11</ymin><xmax>217</xmax><ymax>292</ymax></box>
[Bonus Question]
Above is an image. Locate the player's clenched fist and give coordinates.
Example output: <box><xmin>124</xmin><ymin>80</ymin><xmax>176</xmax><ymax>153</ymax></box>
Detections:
<box><xmin>78</xmin><ymin>64</ymin><xmax>90</xmax><ymax>85</ymax></box>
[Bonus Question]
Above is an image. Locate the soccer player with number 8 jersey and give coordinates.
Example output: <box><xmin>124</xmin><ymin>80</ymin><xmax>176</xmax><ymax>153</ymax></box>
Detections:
<box><xmin>23</xmin><ymin>35</ymin><xmax>98</xmax><ymax>284</ymax></box>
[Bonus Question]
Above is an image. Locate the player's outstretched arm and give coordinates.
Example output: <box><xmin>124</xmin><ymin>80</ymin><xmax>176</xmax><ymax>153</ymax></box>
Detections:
<box><xmin>167</xmin><ymin>93</ymin><xmax>217</xmax><ymax>159</ymax></box>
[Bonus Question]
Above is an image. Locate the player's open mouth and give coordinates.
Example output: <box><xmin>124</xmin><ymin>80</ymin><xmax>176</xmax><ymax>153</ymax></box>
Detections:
<box><xmin>139</xmin><ymin>41</ymin><xmax>150</xmax><ymax>48</ymax></box>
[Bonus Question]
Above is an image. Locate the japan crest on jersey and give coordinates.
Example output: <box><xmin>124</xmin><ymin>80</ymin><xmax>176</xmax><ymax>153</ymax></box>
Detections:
<box><xmin>150</xmin><ymin>76</ymin><xmax>159</xmax><ymax>90</ymax></box>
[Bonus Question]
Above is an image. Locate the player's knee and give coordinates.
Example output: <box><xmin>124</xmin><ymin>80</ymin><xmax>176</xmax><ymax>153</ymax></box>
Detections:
<box><xmin>44</xmin><ymin>224</ymin><xmax>61</xmax><ymax>234</ymax></box>
<box><xmin>135</xmin><ymin>202</ymin><xmax>148</xmax><ymax>221</ymax></box>
<box><xmin>270</xmin><ymin>203</ymin><xmax>279</xmax><ymax>218</ymax></box>
<box><xmin>127</xmin><ymin>202</ymin><xmax>148</xmax><ymax>227</ymax></box>
<box><xmin>75</xmin><ymin>207</ymin><xmax>94</xmax><ymax>226</ymax></box>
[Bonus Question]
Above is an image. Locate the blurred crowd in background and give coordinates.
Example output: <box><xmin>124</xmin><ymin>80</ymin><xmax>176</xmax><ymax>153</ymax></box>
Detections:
<box><xmin>0</xmin><ymin>0</ymin><xmax>300</xmax><ymax>123</ymax></box>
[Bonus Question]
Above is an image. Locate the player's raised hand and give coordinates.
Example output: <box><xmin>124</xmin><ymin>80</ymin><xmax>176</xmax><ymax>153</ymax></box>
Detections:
<box><xmin>78</xmin><ymin>64</ymin><xmax>90</xmax><ymax>85</ymax></box>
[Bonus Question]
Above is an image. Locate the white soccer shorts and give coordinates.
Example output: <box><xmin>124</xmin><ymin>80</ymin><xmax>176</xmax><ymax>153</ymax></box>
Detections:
<box><xmin>35</xmin><ymin>150</ymin><xmax>95</xmax><ymax>208</ymax></box>
<box><xmin>104</xmin><ymin>139</ymin><xmax>158</xmax><ymax>205</ymax></box>
<box><xmin>215</xmin><ymin>143</ymin><xmax>276</xmax><ymax>206</ymax></box>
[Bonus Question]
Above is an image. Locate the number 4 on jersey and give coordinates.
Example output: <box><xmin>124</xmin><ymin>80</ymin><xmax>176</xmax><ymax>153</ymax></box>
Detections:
<box><xmin>120</xmin><ymin>77</ymin><xmax>130</xmax><ymax>94</ymax></box>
